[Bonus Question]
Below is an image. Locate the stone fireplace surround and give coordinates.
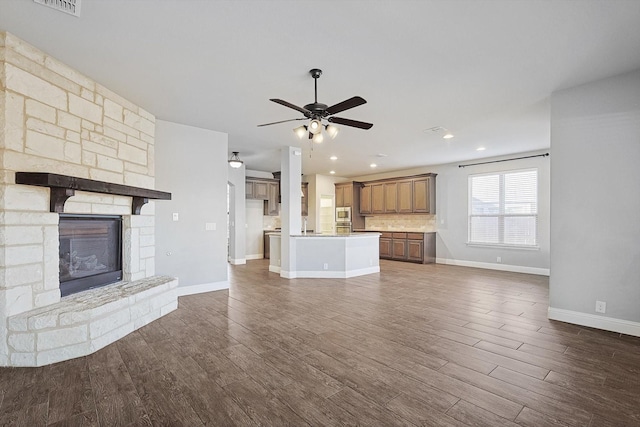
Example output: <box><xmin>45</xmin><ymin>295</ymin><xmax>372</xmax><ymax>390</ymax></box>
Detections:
<box><xmin>0</xmin><ymin>32</ymin><xmax>178</xmax><ymax>366</ymax></box>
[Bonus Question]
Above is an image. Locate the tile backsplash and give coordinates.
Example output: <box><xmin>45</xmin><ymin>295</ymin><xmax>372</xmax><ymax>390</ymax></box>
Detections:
<box><xmin>365</xmin><ymin>214</ymin><xmax>437</xmax><ymax>232</ymax></box>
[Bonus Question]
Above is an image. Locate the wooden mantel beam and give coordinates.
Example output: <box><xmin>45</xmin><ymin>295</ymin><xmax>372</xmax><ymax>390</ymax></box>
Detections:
<box><xmin>15</xmin><ymin>172</ymin><xmax>172</xmax><ymax>215</ymax></box>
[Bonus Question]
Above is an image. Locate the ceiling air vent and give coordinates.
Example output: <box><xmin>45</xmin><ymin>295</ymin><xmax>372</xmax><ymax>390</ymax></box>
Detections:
<box><xmin>33</xmin><ymin>0</ymin><xmax>81</xmax><ymax>17</ymax></box>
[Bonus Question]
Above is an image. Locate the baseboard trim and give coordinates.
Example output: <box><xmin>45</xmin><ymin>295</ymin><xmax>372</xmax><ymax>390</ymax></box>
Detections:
<box><xmin>548</xmin><ymin>307</ymin><xmax>640</xmax><ymax>337</ymax></box>
<box><xmin>246</xmin><ymin>254</ymin><xmax>264</xmax><ymax>260</ymax></box>
<box><xmin>269</xmin><ymin>265</ymin><xmax>281</xmax><ymax>274</ymax></box>
<box><xmin>279</xmin><ymin>266</ymin><xmax>380</xmax><ymax>280</ymax></box>
<box><xmin>177</xmin><ymin>281</ymin><xmax>229</xmax><ymax>297</ymax></box>
<box><xmin>435</xmin><ymin>258</ymin><xmax>549</xmax><ymax>276</ymax></box>
<box><xmin>228</xmin><ymin>258</ymin><xmax>246</xmax><ymax>265</ymax></box>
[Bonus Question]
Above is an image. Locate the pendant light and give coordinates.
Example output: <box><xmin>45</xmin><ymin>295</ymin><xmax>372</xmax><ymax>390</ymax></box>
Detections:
<box><xmin>228</xmin><ymin>152</ymin><xmax>243</xmax><ymax>168</ymax></box>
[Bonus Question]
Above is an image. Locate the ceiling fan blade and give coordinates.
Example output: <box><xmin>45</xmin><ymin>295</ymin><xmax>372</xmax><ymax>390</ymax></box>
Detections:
<box><xmin>257</xmin><ymin>118</ymin><xmax>307</xmax><ymax>127</ymax></box>
<box><xmin>328</xmin><ymin>116</ymin><xmax>373</xmax><ymax>130</ymax></box>
<box><xmin>325</xmin><ymin>96</ymin><xmax>367</xmax><ymax>115</ymax></box>
<box><xmin>270</xmin><ymin>99</ymin><xmax>310</xmax><ymax>114</ymax></box>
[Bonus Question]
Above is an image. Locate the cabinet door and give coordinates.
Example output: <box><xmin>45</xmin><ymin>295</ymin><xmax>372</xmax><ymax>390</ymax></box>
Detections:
<box><xmin>264</xmin><ymin>182</ymin><xmax>280</xmax><ymax>216</ymax></box>
<box><xmin>384</xmin><ymin>182</ymin><xmax>397</xmax><ymax>213</ymax></box>
<box><xmin>343</xmin><ymin>184</ymin><xmax>353</xmax><ymax>207</ymax></box>
<box><xmin>245</xmin><ymin>181</ymin><xmax>255</xmax><ymax>199</ymax></box>
<box><xmin>335</xmin><ymin>185</ymin><xmax>345</xmax><ymax>207</ymax></box>
<box><xmin>371</xmin><ymin>184</ymin><xmax>385</xmax><ymax>214</ymax></box>
<box><xmin>379</xmin><ymin>238</ymin><xmax>392</xmax><ymax>259</ymax></box>
<box><xmin>407</xmin><ymin>240</ymin><xmax>424</xmax><ymax>262</ymax></box>
<box><xmin>360</xmin><ymin>185</ymin><xmax>372</xmax><ymax>214</ymax></box>
<box><xmin>301</xmin><ymin>183</ymin><xmax>309</xmax><ymax>216</ymax></box>
<box><xmin>392</xmin><ymin>239</ymin><xmax>407</xmax><ymax>260</ymax></box>
<box><xmin>413</xmin><ymin>178</ymin><xmax>430</xmax><ymax>213</ymax></box>
<box><xmin>254</xmin><ymin>181</ymin><xmax>269</xmax><ymax>200</ymax></box>
<box><xmin>397</xmin><ymin>180</ymin><xmax>413</xmax><ymax>213</ymax></box>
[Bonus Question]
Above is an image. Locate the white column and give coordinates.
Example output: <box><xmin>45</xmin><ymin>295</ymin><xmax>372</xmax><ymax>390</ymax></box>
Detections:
<box><xmin>280</xmin><ymin>146</ymin><xmax>302</xmax><ymax>278</ymax></box>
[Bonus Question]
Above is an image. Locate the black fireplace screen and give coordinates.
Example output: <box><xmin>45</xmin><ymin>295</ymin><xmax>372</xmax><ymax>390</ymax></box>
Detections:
<box><xmin>59</xmin><ymin>214</ymin><xmax>123</xmax><ymax>297</ymax></box>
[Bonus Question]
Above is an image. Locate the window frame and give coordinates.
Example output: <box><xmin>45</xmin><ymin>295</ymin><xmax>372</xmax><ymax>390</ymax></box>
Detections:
<box><xmin>467</xmin><ymin>168</ymin><xmax>539</xmax><ymax>250</ymax></box>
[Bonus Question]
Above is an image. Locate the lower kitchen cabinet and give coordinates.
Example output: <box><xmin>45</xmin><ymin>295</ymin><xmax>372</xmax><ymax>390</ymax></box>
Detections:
<box><xmin>379</xmin><ymin>231</ymin><xmax>435</xmax><ymax>264</ymax></box>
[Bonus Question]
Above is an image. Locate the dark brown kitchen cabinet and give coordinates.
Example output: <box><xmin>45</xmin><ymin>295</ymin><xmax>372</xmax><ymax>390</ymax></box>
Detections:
<box><xmin>413</xmin><ymin>176</ymin><xmax>435</xmax><ymax>213</ymax></box>
<box><xmin>392</xmin><ymin>233</ymin><xmax>408</xmax><ymax>260</ymax></box>
<box><xmin>359</xmin><ymin>184</ymin><xmax>372</xmax><ymax>214</ymax></box>
<box><xmin>397</xmin><ymin>180</ymin><xmax>413</xmax><ymax>213</ymax></box>
<box><xmin>357</xmin><ymin>173</ymin><xmax>436</xmax><ymax>215</ymax></box>
<box><xmin>371</xmin><ymin>184</ymin><xmax>385</xmax><ymax>214</ymax></box>
<box><xmin>378</xmin><ymin>232</ymin><xmax>435</xmax><ymax>264</ymax></box>
<box><xmin>379</xmin><ymin>233</ymin><xmax>392</xmax><ymax>259</ymax></box>
<box><xmin>264</xmin><ymin>182</ymin><xmax>280</xmax><ymax>216</ymax></box>
<box><xmin>384</xmin><ymin>182</ymin><xmax>398</xmax><ymax>213</ymax></box>
<box><xmin>335</xmin><ymin>183</ymin><xmax>353</xmax><ymax>207</ymax></box>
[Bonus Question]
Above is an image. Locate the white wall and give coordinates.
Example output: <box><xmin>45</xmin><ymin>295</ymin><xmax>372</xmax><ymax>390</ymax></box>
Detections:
<box><xmin>549</xmin><ymin>69</ymin><xmax>640</xmax><ymax>335</ymax></box>
<box><xmin>154</xmin><ymin>120</ymin><xmax>229</xmax><ymax>294</ymax></box>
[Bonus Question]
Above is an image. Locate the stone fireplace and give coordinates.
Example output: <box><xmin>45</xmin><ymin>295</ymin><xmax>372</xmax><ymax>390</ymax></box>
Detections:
<box><xmin>0</xmin><ymin>32</ymin><xmax>178</xmax><ymax>366</ymax></box>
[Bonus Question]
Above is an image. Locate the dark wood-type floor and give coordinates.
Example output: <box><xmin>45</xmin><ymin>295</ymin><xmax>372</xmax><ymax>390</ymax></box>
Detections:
<box><xmin>1</xmin><ymin>260</ymin><xmax>640</xmax><ymax>426</ymax></box>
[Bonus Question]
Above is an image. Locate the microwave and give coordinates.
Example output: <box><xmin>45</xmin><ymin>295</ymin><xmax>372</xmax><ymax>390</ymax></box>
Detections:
<box><xmin>336</xmin><ymin>207</ymin><xmax>352</xmax><ymax>221</ymax></box>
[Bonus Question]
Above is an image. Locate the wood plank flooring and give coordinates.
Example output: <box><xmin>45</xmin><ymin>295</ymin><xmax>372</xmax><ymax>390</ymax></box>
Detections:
<box><xmin>2</xmin><ymin>259</ymin><xmax>640</xmax><ymax>426</ymax></box>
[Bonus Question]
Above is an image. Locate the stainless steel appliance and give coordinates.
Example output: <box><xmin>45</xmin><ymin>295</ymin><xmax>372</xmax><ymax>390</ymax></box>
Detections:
<box><xmin>335</xmin><ymin>207</ymin><xmax>352</xmax><ymax>234</ymax></box>
<box><xmin>335</xmin><ymin>207</ymin><xmax>352</xmax><ymax>222</ymax></box>
<box><xmin>335</xmin><ymin>222</ymin><xmax>352</xmax><ymax>234</ymax></box>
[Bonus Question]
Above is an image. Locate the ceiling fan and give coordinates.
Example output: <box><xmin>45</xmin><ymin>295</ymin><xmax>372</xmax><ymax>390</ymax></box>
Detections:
<box><xmin>258</xmin><ymin>69</ymin><xmax>373</xmax><ymax>143</ymax></box>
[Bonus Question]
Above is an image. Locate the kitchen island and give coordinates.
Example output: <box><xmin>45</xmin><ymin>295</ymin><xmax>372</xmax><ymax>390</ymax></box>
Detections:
<box><xmin>268</xmin><ymin>232</ymin><xmax>380</xmax><ymax>279</ymax></box>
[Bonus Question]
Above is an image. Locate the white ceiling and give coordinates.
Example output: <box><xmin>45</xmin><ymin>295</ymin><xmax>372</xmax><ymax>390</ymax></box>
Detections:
<box><xmin>2</xmin><ymin>0</ymin><xmax>640</xmax><ymax>177</ymax></box>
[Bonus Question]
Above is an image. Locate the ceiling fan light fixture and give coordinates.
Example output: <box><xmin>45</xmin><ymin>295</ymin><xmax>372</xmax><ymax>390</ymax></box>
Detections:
<box><xmin>312</xmin><ymin>132</ymin><xmax>324</xmax><ymax>144</ymax></box>
<box><xmin>228</xmin><ymin>151</ymin><xmax>243</xmax><ymax>168</ymax></box>
<box><xmin>293</xmin><ymin>125</ymin><xmax>308</xmax><ymax>139</ymax></box>
<box><xmin>325</xmin><ymin>124</ymin><xmax>339</xmax><ymax>139</ymax></box>
<box><xmin>309</xmin><ymin>119</ymin><xmax>322</xmax><ymax>134</ymax></box>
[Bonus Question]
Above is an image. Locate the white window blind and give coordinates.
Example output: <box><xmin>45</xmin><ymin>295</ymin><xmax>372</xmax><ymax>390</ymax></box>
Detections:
<box><xmin>468</xmin><ymin>169</ymin><xmax>538</xmax><ymax>247</ymax></box>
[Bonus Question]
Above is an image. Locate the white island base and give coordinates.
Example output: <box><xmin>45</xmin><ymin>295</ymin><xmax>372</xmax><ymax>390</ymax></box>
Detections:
<box><xmin>269</xmin><ymin>233</ymin><xmax>380</xmax><ymax>279</ymax></box>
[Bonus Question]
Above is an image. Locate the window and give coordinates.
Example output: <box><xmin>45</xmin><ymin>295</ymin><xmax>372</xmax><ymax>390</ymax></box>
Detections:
<box><xmin>468</xmin><ymin>169</ymin><xmax>538</xmax><ymax>248</ymax></box>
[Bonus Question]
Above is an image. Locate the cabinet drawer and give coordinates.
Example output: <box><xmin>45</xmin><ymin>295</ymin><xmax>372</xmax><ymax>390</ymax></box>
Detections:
<box><xmin>392</xmin><ymin>232</ymin><xmax>407</xmax><ymax>239</ymax></box>
<box><xmin>407</xmin><ymin>233</ymin><xmax>424</xmax><ymax>240</ymax></box>
<box><xmin>380</xmin><ymin>232</ymin><xmax>393</xmax><ymax>238</ymax></box>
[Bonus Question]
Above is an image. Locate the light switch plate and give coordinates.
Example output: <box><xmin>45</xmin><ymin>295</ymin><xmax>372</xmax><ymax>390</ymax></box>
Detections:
<box><xmin>172</xmin><ymin>213</ymin><xmax>179</xmax><ymax>221</ymax></box>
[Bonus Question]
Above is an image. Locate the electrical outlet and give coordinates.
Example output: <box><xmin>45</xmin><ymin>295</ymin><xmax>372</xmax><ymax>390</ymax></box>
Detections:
<box><xmin>497</xmin><ymin>256</ymin><xmax>502</xmax><ymax>263</ymax></box>
<box><xmin>172</xmin><ymin>213</ymin><xmax>179</xmax><ymax>221</ymax></box>
<box><xmin>595</xmin><ymin>301</ymin><xmax>606</xmax><ymax>313</ymax></box>
<box><xmin>323</xmin><ymin>263</ymin><xmax>328</xmax><ymax>270</ymax></box>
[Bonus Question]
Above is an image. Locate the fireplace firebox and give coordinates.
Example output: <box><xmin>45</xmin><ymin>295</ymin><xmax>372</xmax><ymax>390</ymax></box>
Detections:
<box><xmin>59</xmin><ymin>215</ymin><xmax>123</xmax><ymax>297</ymax></box>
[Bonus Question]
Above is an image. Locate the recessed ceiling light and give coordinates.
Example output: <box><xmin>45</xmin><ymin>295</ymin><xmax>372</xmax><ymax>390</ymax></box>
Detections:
<box><xmin>329</xmin><ymin>170</ymin><xmax>336</xmax><ymax>175</ymax></box>
<box><xmin>443</xmin><ymin>133</ymin><xmax>454</xmax><ymax>139</ymax></box>
<box><xmin>370</xmin><ymin>163</ymin><xmax>377</xmax><ymax>168</ymax></box>
<box><xmin>477</xmin><ymin>147</ymin><xmax>486</xmax><ymax>151</ymax></box>
<box><xmin>376</xmin><ymin>153</ymin><xmax>387</xmax><ymax>158</ymax></box>
<box><xmin>330</xmin><ymin>155</ymin><xmax>337</xmax><ymax>160</ymax></box>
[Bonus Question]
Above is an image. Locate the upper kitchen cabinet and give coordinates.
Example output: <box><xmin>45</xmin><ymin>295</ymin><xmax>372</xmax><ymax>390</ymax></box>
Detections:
<box><xmin>371</xmin><ymin>184</ymin><xmax>385</xmax><ymax>214</ymax></box>
<box><xmin>246</xmin><ymin>178</ymin><xmax>276</xmax><ymax>200</ymax></box>
<box><xmin>412</xmin><ymin>176</ymin><xmax>436</xmax><ymax>214</ymax></box>
<box><xmin>335</xmin><ymin>183</ymin><xmax>354</xmax><ymax>207</ymax></box>
<box><xmin>397</xmin><ymin>180</ymin><xmax>413</xmax><ymax>213</ymax></box>
<box><xmin>359</xmin><ymin>184</ymin><xmax>372</xmax><ymax>215</ymax></box>
<box><xmin>264</xmin><ymin>181</ymin><xmax>280</xmax><ymax>216</ymax></box>
<box><xmin>357</xmin><ymin>173</ymin><xmax>436</xmax><ymax>215</ymax></box>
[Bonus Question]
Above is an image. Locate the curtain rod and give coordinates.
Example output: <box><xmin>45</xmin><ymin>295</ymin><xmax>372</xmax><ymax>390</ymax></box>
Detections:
<box><xmin>458</xmin><ymin>153</ymin><xmax>549</xmax><ymax>168</ymax></box>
